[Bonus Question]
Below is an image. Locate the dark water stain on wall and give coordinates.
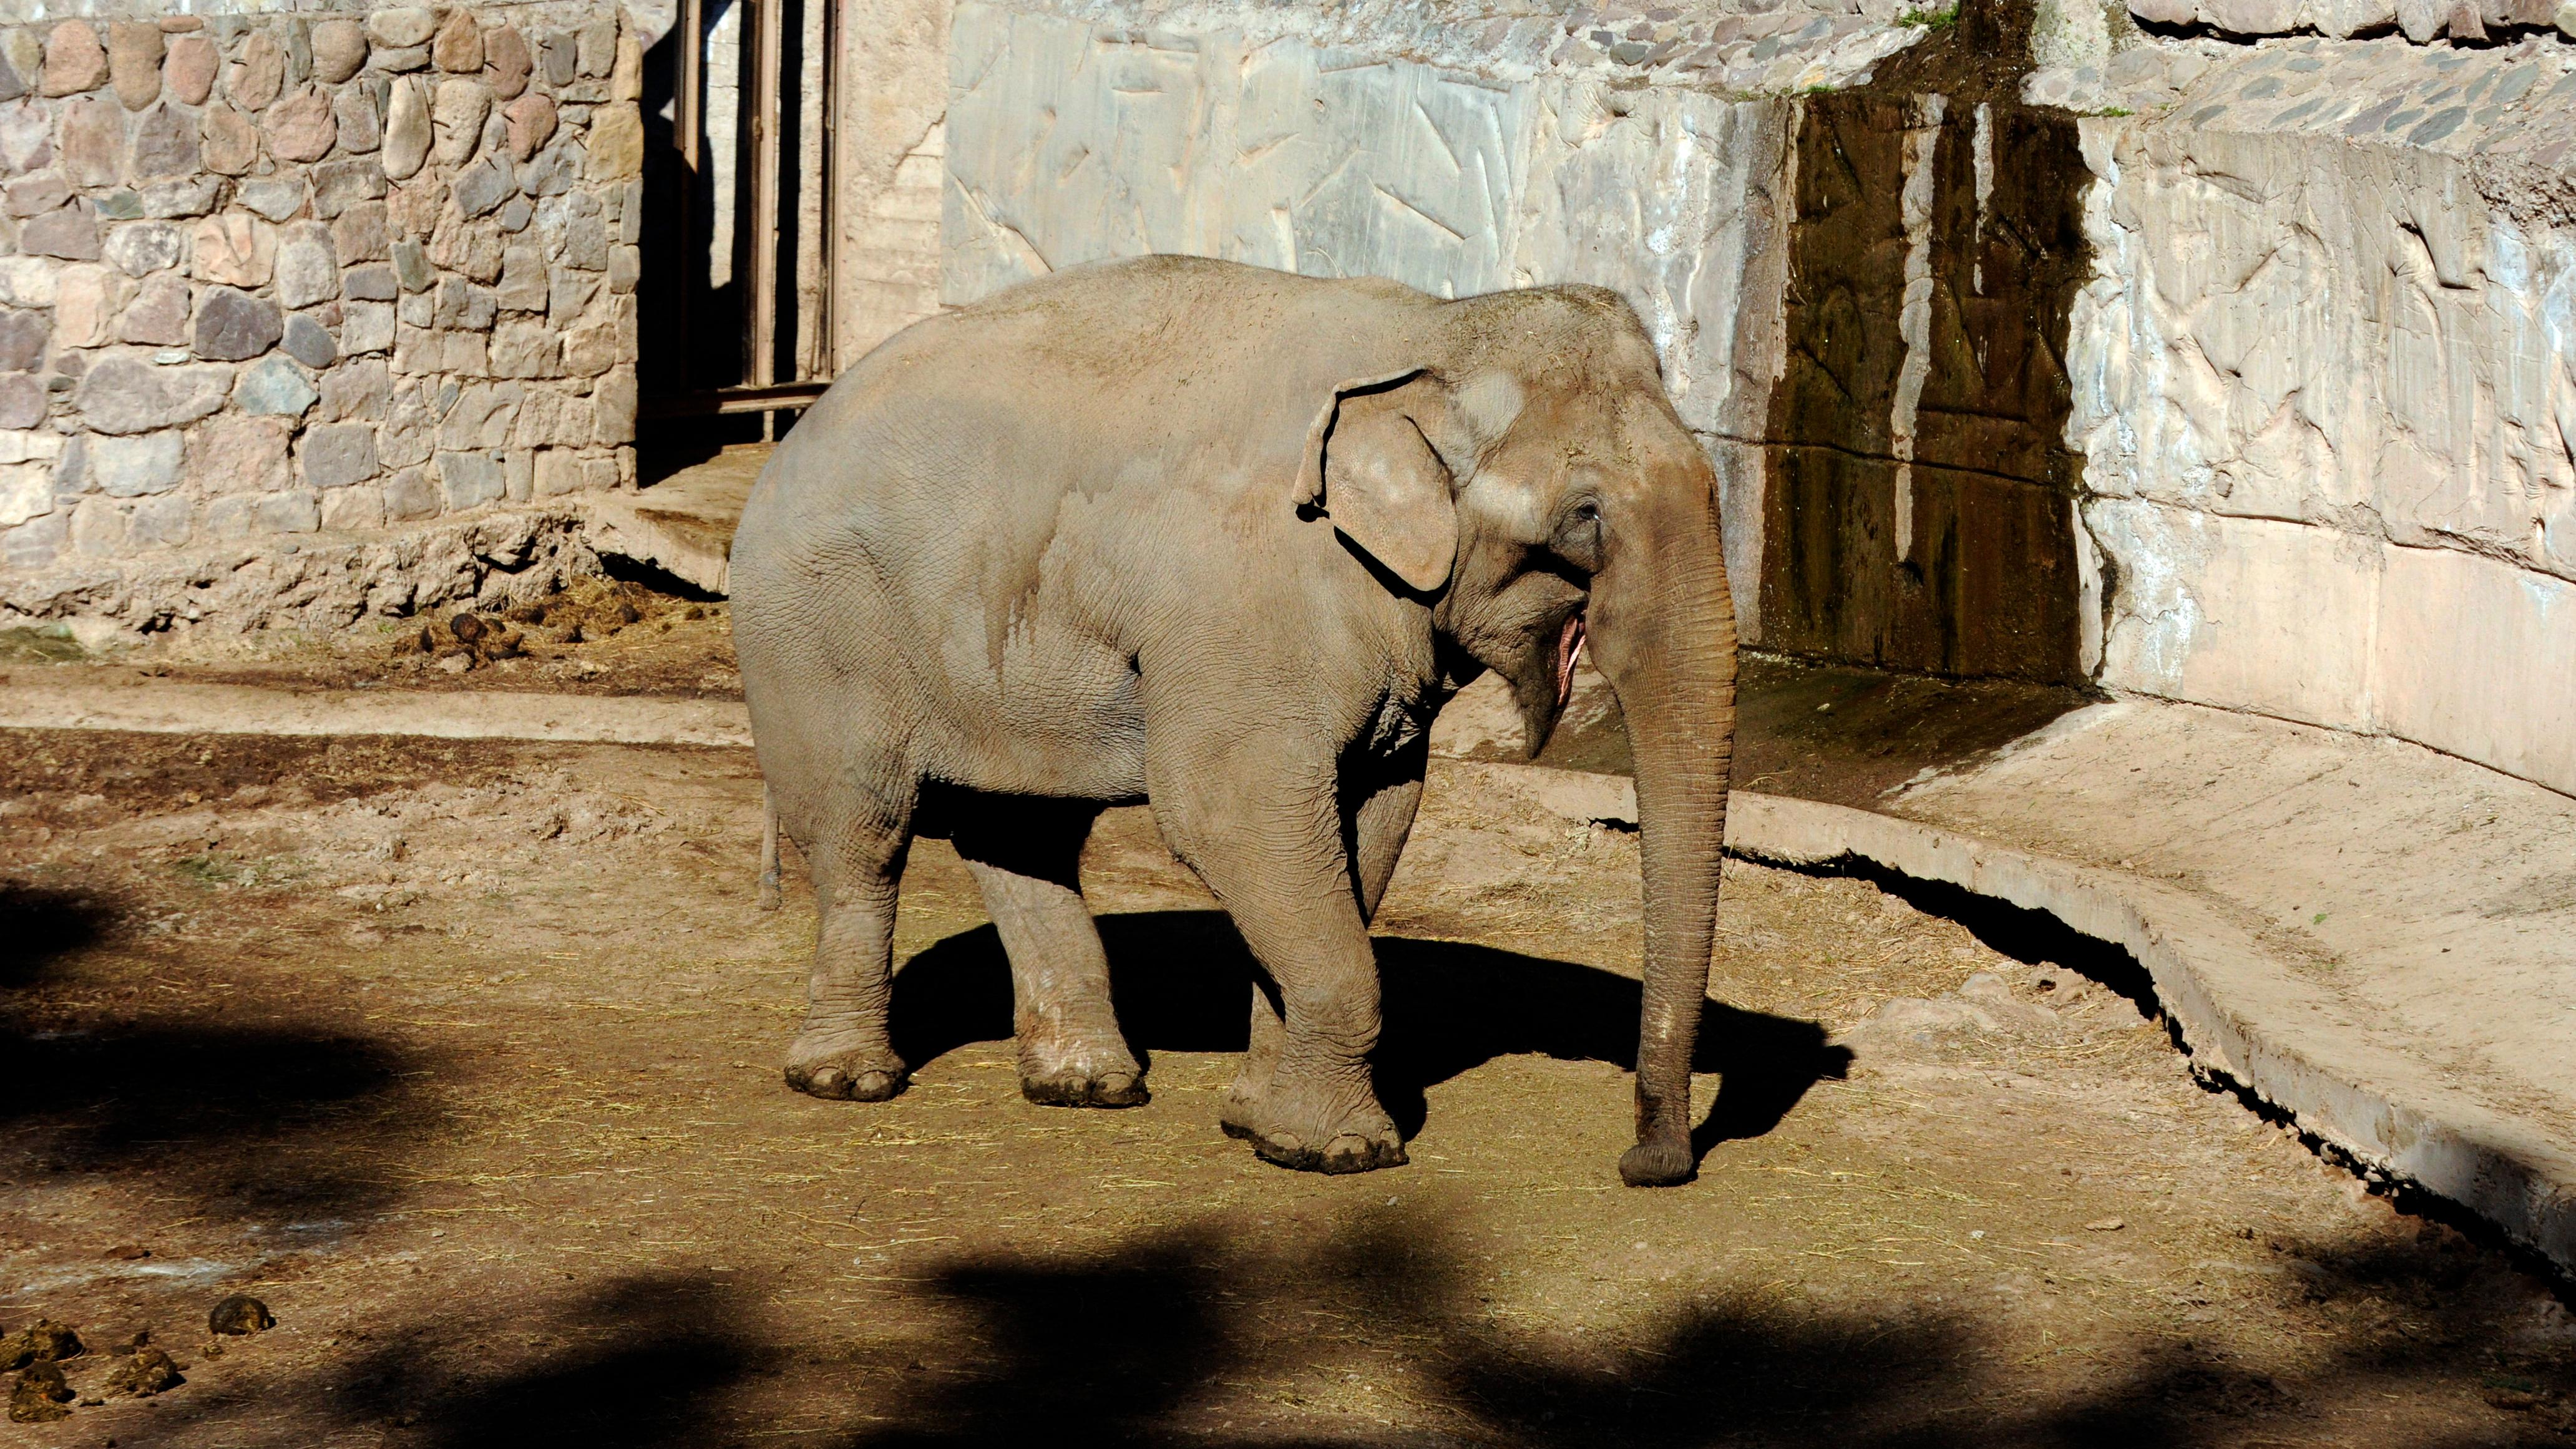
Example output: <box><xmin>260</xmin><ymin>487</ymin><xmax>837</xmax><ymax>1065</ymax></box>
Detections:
<box><xmin>1757</xmin><ymin>8</ymin><xmax>2094</xmax><ymax>686</ymax></box>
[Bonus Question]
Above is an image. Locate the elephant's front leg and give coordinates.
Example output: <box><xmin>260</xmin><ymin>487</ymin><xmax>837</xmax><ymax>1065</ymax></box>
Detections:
<box><xmin>1153</xmin><ymin>740</ymin><xmax>1406</xmax><ymax>1175</ymax></box>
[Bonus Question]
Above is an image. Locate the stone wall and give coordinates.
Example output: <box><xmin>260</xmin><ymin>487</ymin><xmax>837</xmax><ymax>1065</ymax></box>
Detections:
<box><xmin>0</xmin><ymin>1</ymin><xmax>648</xmax><ymax>637</ymax></box>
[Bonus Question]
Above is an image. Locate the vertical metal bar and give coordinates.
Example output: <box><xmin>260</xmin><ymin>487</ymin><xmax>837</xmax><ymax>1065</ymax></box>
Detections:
<box><xmin>817</xmin><ymin>0</ymin><xmax>840</xmax><ymax>382</ymax></box>
<box><xmin>674</xmin><ymin>0</ymin><xmax>703</xmax><ymax>394</ymax></box>
<box><xmin>748</xmin><ymin>0</ymin><xmax>783</xmax><ymax>398</ymax></box>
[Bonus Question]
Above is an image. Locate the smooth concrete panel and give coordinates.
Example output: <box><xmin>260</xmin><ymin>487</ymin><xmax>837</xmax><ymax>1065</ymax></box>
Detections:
<box><xmin>2374</xmin><ymin>544</ymin><xmax>2576</xmax><ymax>795</ymax></box>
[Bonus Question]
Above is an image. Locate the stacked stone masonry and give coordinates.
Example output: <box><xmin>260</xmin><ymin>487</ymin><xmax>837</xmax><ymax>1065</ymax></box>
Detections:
<box><xmin>0</xmin><ymin>2</ymin><xmax>646</xmax><ymax>632</ymax></box>
<box><xmin>2127</xmin><ymin>0</ymin><xmax>2576</xmax><ymax>47</ymax></box>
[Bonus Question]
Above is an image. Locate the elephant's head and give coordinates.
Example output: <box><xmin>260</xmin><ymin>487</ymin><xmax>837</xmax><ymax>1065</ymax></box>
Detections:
<box><xmin>1297</xmin><ymin>285</ymin><xmax>1737</xmax><ymax>1187</ymax></box>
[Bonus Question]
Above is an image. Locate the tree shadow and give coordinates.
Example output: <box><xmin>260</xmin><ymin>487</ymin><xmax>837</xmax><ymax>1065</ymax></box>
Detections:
<box><xmin>268</xmin><ymin>1216</ymin><xmax>2571</xmax><ymax>1448</ymax></box>
<box><xmin>890</xmin><ymin>909</ymin><xmax>1848</xmax><ymax>1156</ymax></box>
<box><xmin>0</xmin><ymin>883</ymin><xmax>436</xmax><ymax>1219</ymax></box>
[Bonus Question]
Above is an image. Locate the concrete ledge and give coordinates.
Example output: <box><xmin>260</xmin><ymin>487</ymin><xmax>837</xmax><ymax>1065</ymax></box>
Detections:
<box><xmin>0</xmin><ymin>679</ymin><xmax>755</xmax><ymax>750</ymax></box>
<box><xmin>1725</xmin><ymin>790</ymin><xmax>2576</xmax><ymax>1280</ymax></box>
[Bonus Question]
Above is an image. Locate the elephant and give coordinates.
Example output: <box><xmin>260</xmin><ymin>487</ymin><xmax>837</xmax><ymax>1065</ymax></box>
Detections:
<box><xmin>729</xmin><ymin>255</ymin><xmax>1737</xmax><ymax>1185</ymax></box>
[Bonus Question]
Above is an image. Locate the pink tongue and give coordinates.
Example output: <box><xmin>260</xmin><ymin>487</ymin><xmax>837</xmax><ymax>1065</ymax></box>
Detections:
<box><xmin>1556</xmin><ymin>614</ymin><xmax>1586</xmax><ymax>707</ymax></box>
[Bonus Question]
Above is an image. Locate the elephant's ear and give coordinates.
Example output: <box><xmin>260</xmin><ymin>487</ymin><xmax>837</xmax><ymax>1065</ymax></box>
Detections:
<box><xmin>1293</xmin><ymin>371</ymin><xmax>1459</xmax><ymax>595</ymax></box>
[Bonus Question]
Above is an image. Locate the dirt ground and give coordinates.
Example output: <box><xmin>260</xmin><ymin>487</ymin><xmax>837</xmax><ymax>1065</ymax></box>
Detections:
<box><xmin>2</xmin><ymin>716</ymin><xmax>2572</xmax><ymax>1448</ymax></box>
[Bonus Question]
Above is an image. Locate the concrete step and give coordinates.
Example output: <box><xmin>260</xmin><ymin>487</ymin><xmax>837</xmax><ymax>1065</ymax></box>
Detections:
<box><xmin>585</xmin><ymin>444</ymin><xmax>774</xmax><ymax>595</ymax></box>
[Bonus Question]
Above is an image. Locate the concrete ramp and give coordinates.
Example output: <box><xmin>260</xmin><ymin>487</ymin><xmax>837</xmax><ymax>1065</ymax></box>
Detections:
<box><xmin>586</xmin><ymin>446</ymin><xmax>773</xmax><ymax>596</ymax></box>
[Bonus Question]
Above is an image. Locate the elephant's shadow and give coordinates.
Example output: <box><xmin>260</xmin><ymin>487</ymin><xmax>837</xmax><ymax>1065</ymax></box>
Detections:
<box><xmin>889</xmin><ymin>910</ymin><xmax>1852</xmax><ymax>1156</ymax></box>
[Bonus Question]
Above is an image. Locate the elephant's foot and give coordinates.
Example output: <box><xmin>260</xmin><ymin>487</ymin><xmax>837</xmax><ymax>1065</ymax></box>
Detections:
<box><xmin>1017</xmin><ymin>1033</ymin><xmax>1148</xmax><ymax>1108</ymax></box>
<box><xmin>785</xmin><ymin>1027</ymin><xmax>907</xmax><ymax>1102</ymax></box>
<box><xmin>1618</xmin><ymin>1133</ymin><xmax>1696</xmax><ymax>1188</ymax></box>
<box><xmin>1221</xmin><ymin>1078</ymin><xmax>1406</xmax><ymax>1174</ymax></box>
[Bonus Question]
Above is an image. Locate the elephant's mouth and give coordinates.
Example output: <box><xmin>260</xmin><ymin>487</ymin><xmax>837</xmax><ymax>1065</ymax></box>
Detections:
<box><xmin>1555</xmin><ymin>611</ymin><xmax>1587</xmax><ymax>707</ymax></box>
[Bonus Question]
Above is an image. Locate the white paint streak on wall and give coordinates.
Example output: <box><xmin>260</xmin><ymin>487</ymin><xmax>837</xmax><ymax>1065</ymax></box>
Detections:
<box><xmin>1888</xmin><ymin>92</ymin><xmax>1944</xmax><ymax>565</ymax></box>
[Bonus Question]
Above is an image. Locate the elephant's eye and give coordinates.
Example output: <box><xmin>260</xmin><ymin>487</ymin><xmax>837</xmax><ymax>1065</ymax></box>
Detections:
<box><xmin>1551</xmin><ymin>500</ymin><xmax>1604</xmax><ymax>573</ymax></box>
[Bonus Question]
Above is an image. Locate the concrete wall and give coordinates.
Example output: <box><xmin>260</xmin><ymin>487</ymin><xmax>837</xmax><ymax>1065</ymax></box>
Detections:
<box><xmin>0</xmin><ymin>2</ymin><xmax>647</xmax><ymax>635</ymax></box>
<box><xmin>2062</xmin><ymin>38</ymin><xmax>2576</xmax><ymax>796</ymax></box>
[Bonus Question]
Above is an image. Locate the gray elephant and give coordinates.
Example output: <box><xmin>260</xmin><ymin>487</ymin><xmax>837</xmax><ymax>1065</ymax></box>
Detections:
<box><xmin>730</xmin><ymin>256</ymin><xmax>1735</xmax><ymax>1184</ymax></box>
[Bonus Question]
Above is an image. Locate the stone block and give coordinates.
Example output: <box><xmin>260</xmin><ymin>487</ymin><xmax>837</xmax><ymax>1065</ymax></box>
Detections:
<box><xmin>490</xmin><ymin>318</ymin><xmax>558</xmax><ymax>378</ymax></box>
<box><xmin>282</xmin><ymin>313</ymin><xmax>336</xmax><ymax>369</ymax></box>
<box><xmin>373</xmin><ymin>45</ymin><xmax>431</xmax><ymax>74</ymax></box>
<box><xmin>520</xmin><ymin>140</ymin><xmax>582</xmax><ymax>198</ymax></box>
<box><xmin>127</xmin><ymin>490</ymin><xmax>190</xmax><ymax>548</ymax></box>
<box><xmin>58</xmin><ymin>97</ymin><xmax>122</xmax><ymax>187</ymax></box>
<box><xmin>90</xmin><ymin>429</ymin><xmax>182</xmax><ymax>495</ymax></box>
<box><xmin>164</xmin><ymin>34</ymin><xmax>218</xmax><ymax>105</ymax></box>
<box><xmin>227</xmin><ymin>31</ymin><xmax>285</xmax><ymax>112</ymax></box>
<box><xmin>268</xmin><ymin>86</ymin><xmax>338</xmax><ymax>164</ymax></box>
<box><xmin>537</xmin><ymin>29</ymin><xmax>577</xmax><ymax>88</ymax></box>
<box><xmin>187</xmin><ymin>412</ymin><xmax>293</xmax><ymax>492</ymax></box>
<box><xmin>559</xmin><ymin>212</ymin><xmax>608</xmax><ymax>271</ymax></box>
<box><xmin>532</xmin><ymin>446</ymin><xmax>582</xmax><ymax>497</ymax></box>
<box><xmin>391</xmin><ymin>237</ymin><xmax>432</xmax><ymax>293</ymax></box>
<box><xmin>343</xmin><ymin>264</ymin><xmax>399</xmax><ymax>302</ymax></box>
<box><xmin>560</xmin><ymin>321</ymin><xmax>617</xmax><ymax>378</ymax></box>
<box><xmin>454</xmin><ymin>156</ymin><xmax>516</xmax><ymax>218</ymax></box>
<box><xmin>238</xmin><ymin>177</ymin><xmax>306</xmax><ymax>223</ymax></box>
<box><xmin>495</xmin><ymin>246</ymin><xmax>547</xmax><ymax>311</ymax></box>
<box><xmin>300</xmin><ymin>421</ymin><xmax>379</xmax><ymax>488</ymax></box>
<box><xmin>192</xmin><ymin>213</ymin><xmax>275</xmax><ymax>286</ymax></box>
<box><xmin>386</xmin><ymin>464</ymin><xmax>438</xmax><ymax>520</ymax></box>
<box><xmin>547</xmin><ymin>268</ymin><xmax>600</xmax><ymax>327</ymax></box>
<box><xmin>312</xmin><ymin>160</ymin><xmax>388</xmax><ymax>220</ymax></box>
<box><xmin>583</xmin><ymin>103</ymin><xmax>643</xmax><ymax>181</ymax></box>
<box><xmin>383</xmin><ymin>76</ymin><xmax>431</xmax><ymax>180</ymax></box>
<box><xmin>22</xmin><ymin>204</ymin><xmax>99</xmax><ymax>260</ymax></box>
<box><xmin>276</xmin><ymin>225</ymin><xmax>338</xmax><ymax>310</ymax></box>
<box><xmin>130</xmin><ymin>100</ymin><xmax>198</xmax><ymax>178</ymax></box>
<box><xmin>440</xmin><ymin>381</ymin><xmax>522</xmax><ymax>450</ymax></box>
<box><xmin>138</xmin><ymin>177</ymin><xmax>218</xmax><ymax>220</ymax></box>
<box><xmin>333</xmin><ymin>201</ymin><xmax>391</xmax><ymax>262</ymax></box>
<box><xmin>69</xmin><ymin>495</ymin><xmax>127</xmax><ymax>556</ymax></box>
<box><xmin>368</xmin><ymin>9</ymin><xmax>437</xmax><ymax>49</ymax></box>
<box><xmin>342</xmin><ymin>300</ymin><xmax>396</xmax><ymax>355</ymax></box>
<box><xmin>313</xmin><ymin>21</ymin><xmax>369</xmax><ymax>85</ymax></box>
<box><xmin>436</xmin><ymin>449</ymin><xmax>504</xmax><ymax>509</ymax></box>
<box><xmin>607</xmin><ymin>244</ymin><xmax>639</xmax><ymax>294</ymax></box>
<box><xmin>0</xmin><ymin>374</ymin><xmax>45</xmax><ymax>429</ymax></box>
<box><xmin>434</xmin><ymin>11</ymin><xmax>485</xmax><ymax>73</ymax></box>
<box><xmin>200</xmin><ymin>494</ymin><xmax>255</xmax><ymax>539</ymax></box>
<box><xmin>52</xmin><ymin>265</ymin><xmax>115</xmax><ymax>348</ymax></box>
<box><xmin>0</xmin><ymin>461</ymin><xmax>52</xmax><ymax>527</ymax></box>
<box><xmin>108</xmin><ymin>22</ymin><xmax>164</xmax><ymax>110</ymax></box>
<box><xmin>581</xmin><ymin>457</ymin><xmax>618</xmax><ymax>494</ymax></box>
<box><xmin>0</xmin><ymin>94</ymin><xmax>52</xmax><ymax>173</ymax></box>
<box><xmin>193</xmin><ymin>285</ymin><xmax>281</xmax><ymax>361</ymax></box>
<box><xmin>4</xmin><ymin>173</ymin><xmax>68</xmax><ymax>217</ymax></box>
<box><xmin>320</xmin><ymin>483</ymin><xmax>385</xmax><ymax>532</ymax></box>
<box><xmin>399</xmin><ymin>290</ymin><xmax>434</xmax><ymax>328</ymax></box>
<box><xmin>432</xmin><ymin>78</ymin><xmax>491</xmax><ymax>169</ymax></box>
<box><xmin>321</xmin><ymin>358</ymin><xmax>389</xmax><ymax>420</ymax></box>
<box><xmin>200</xmin><ymin>103</ymin><xmax>260</xmax><ymax>177</ymax></box>
<box><xmin>0</xmin><ymin>258</ymin><xmax>57</xmax><ymax>308</ymax></box>
<box><xmin>611</xmin><ymin>26</ymin><xmax>643</xmax><ymax>102</ymax></box>
<box><xmin>576</xmin><ymin>19</ymin><xmax>618</xmax><ymax>78</ymax></box>
<box><xmin>503</xmin><ymin>91</ymin><xmax>557</xmax><ymax>162</ymax></box>
<box><xmin>78</xmin><ymin>358</ymin><xmax>232</xmax><ymax>430</ymax></box>
<box><xmin>103</xmin><ymin>220</ymin><xmax>183</xmax><ymax>276</ymax></box>
<box><xmin>254</xmin><ymin>489</ymin><xmax>320</xmax><ymax>534</ymax></box>
<box><xmin>485</xmin><ymin>27</ymin><xmax>532</xmax><ymax>102</ymax></box>
<box><xmin>334</xmin><ymin>86</ymin><xmax>383</xmax><ymax>155</ymax></box>
<box><xmin>117</xmin><ymin>272</ymin><xmax>192</xmax><ymax>346</ymax></box>
<box><xmin>593</xmin><ymin>364</ymin><xmax>635</xmax><ymax>444</ymax></box>
<box><xmin>43</xmin><ymin>22</ymin><xmax>109</xmax><ymax>99</ymax></box>
<box><xmin>0</xmin><ymin>307</ymin><xmax>49</xmax><ymax>371</ymax></box>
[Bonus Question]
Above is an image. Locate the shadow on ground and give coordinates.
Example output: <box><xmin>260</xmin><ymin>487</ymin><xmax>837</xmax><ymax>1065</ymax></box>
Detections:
<box><xmin>217</xmin><ymin>1216</ymin><xmax>2568</xmax><ymax>1449</ymax></box>
<box><xmin>887</xmin><ymin>909</ymin><xmax>1850</xmax><ymax>1150</ymax></box>
<box><xmin>0</xmin><ymin>882</ymin><xmax>437</xmax><ymax>1219</ymax></box>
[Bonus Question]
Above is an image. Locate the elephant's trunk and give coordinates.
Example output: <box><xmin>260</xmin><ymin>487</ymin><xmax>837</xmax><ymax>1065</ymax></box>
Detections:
<box><xmin>1589</xmin><ymin>490</ymin><xmax>1737</xmax><ymax>1188</ymax></box>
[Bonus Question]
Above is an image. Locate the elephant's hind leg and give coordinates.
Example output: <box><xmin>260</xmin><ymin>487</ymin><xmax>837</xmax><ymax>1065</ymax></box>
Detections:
<box><xmin>786</xmin><ymin>802</ymin><xmax>915</xmax><ymax>1101</ymax></box>
<box><xmin>955</xmin><ymin>802</ymin><xmax>1146</xmax><ymax>1108</ymax></box>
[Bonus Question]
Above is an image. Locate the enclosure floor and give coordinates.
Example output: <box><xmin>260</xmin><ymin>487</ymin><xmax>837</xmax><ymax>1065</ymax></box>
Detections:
<box><xmin>1</xmin><ymin>729</ymin><xmax>2569</xmax><ymax>1445</ymax></box>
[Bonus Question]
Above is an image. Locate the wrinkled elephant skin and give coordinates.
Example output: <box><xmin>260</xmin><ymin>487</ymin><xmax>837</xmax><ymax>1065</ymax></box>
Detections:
<box><xmin>731</xmin><ymin>257</ymin><xmax>1737</xmax><ymax>1183</ymax></box>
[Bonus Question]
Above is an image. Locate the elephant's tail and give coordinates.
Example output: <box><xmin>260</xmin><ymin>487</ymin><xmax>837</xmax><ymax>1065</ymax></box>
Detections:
<box><xmin>756</xmin><ymin>783</ymin><xmax>782</xmax><ymax>912</ymax></box>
